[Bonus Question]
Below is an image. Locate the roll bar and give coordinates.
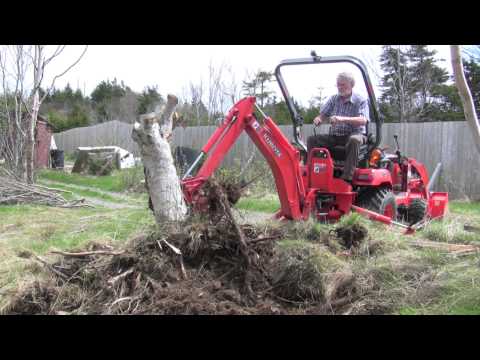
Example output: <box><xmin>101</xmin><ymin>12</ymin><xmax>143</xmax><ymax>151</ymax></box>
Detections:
<box><xmin>274</xmin><ymin>51</ymin><xmax>382</xmax><ymax>153</ymax></box>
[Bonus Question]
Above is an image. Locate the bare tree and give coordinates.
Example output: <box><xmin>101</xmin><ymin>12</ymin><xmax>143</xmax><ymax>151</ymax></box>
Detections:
<box><xmin>206</xmin><ymin>60</ymin><xmax>224</xmax><ymax>123</ymax></box>
<box><xmin>179</xmin><ymin>61</ymin><xmax>237</xmax><ymax>126</ymax></box>
<box><xmin>223</xmin><ymin>64</ymin><xmax>243</xmax><ymax>108</ymax></box>
<box><xmin>0</xmin><ymin>46</ymin><xmax>29</xmax><ymax>176</ymax></box>
<box><xmin>0</xmin><ymin>45</ymin><xmax>87</xmax><ymax>183</ymax></box>
<box><xmin>451</xmin><ymin>45</ymin><xmax>480</xmax><ymax>154</ymax></box>
<box><xmin>190</xmin><ymin>80</ymin><xmax>205</xmax><ymax>126</ymax></box>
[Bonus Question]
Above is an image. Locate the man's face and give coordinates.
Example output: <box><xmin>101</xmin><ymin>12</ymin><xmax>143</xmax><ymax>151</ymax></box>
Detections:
<box><xmin>337</xmin><ymin>79</ymin><xmax>353</xmax><ymax>97</ymax></box>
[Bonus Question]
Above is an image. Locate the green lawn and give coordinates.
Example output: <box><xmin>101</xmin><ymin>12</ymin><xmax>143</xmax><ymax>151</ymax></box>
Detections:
<box><xmin>235</xmin><ymin>194</ymin><xmax>280</xmax><ymax>213</ymax></box>
<box><xmin>37</xmin><ymin>166</ymin><xmax>145</xmax><ymax>193</ymax></box>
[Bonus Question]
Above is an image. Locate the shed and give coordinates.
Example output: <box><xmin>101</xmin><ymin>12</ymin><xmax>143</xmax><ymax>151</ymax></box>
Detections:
<box><xmin>34</xmin><ymin>115</ymin><xmax>54</xmax><ymax>169</ymax></box>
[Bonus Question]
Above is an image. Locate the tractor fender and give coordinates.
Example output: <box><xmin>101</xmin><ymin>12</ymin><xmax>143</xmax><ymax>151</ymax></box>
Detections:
<box><xmin>353</xmin><ymin>168</ymin><xmax>393</xmax><ymax>187</ymax></box>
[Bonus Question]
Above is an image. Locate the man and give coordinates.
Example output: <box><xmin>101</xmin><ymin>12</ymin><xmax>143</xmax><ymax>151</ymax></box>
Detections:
<box><xmin>307</xmin><ymin>72</ymin><xmax>369</xmax><ymax>183</ymax></box>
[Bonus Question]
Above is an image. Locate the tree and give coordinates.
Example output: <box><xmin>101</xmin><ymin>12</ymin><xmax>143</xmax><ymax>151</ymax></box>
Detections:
<box><xmin>132</xmin><ymin>94</ymin><xmax>187</xmax><ymax>223</ymax></box>
<box><xmin>0</xmin><ymin>45</ymin><xmax>87</xmax><ymax>183</ymax></box>
<box><xmin>429</xmin><ymin>83</ymin><xmax>464</xmax><ymax>121</ymax></box>
<box><xmin>242</xmin><ymin>70</ymin><xmax>275</xmax><ymax>108</ymax></box>
<box><xmin>378</xmin><ymin>45</ymin><xmax>412</xmax><ymax>122</ymax></box>
<box><xmin>90</xmin><ymin>78</ymin><xmax>127</xmax><ymax>122</ymax></box>
<box><xmin>451</xmin><ymin>45</ymin><xmax>480</xmax><ymax>154</ymax></box>
<box><xmin>42</xmin><ymin>84</ymin><xmax>92</xmax><ymax>132</ymax></box>
<box><xmin>137</xmin><ymin>86</ymin><xmax>163</xmax><ymax>115</ymax></box>
<box><xmin>406</xmin><ymin>45</ymin><xmax>449</xmax><ymax>121</ymax></box>
<box><xmin>378</xmin><ymin>45</ymin><xmax>454</xmax><ymax>123</ymax></box>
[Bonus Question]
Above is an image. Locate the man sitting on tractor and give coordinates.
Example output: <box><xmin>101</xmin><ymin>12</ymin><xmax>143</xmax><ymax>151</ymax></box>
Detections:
<box><xmin>307</xmin><ymin>72</ymin><xmax>370</xmax><ymax>183</ymax></box>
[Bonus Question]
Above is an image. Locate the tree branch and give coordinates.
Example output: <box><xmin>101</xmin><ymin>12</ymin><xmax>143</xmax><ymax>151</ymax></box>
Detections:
<box><xmin>451</xmin><ymin>45</ymin><xmax>480</xmax><ymax>154</ymax></box>
<box><xmin>41</xmin><ymin>45</ymin><xmax>88</xmax><ymax>103</ymax></box>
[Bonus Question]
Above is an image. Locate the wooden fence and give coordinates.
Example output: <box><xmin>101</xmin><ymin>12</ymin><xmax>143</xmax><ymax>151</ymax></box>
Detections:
<box><xmin>54</xmin><ymin>120</ymin><xmax>480</xmax><ymax>200</ymax></box>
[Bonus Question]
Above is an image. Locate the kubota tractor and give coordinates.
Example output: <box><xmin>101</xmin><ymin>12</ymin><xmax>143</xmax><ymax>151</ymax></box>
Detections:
<box><xmin>180</xmin><ymin>52</ymin><xmax>449</xmax><ymax>232</ymax></box>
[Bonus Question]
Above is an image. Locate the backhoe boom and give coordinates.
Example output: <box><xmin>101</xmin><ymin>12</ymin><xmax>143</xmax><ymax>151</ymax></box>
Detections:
<box><xmin>181</xmin><ymin>97</ymin><xmax>307</xmax><ymax>220</ymax></box>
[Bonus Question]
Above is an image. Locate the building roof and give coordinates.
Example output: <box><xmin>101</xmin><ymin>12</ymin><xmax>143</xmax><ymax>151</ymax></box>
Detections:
<box><xmin>37</xmin><ymin>114</ymin><xmax>54</xmax><ymax>130</ymax></box>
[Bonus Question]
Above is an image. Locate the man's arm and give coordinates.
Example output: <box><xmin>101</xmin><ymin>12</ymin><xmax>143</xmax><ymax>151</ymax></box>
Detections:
<box><xmin>331</xmin><ymin>115</ymin><xmax>367</xmax><ymax>126</ymax></box>
<box><xmin>331</xmin><ymin>98</ymin><xmax>369</xmax><ymax>126</ymax></box>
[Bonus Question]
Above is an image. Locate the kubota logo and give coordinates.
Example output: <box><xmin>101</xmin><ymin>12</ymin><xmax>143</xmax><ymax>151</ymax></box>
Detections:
<box><xmin>263</xmin><ymin>133</ymin><xmax>281</xmax><ymax>157</ymax></box>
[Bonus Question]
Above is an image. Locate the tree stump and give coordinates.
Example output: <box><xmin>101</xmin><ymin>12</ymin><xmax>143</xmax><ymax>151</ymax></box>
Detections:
<box><xmin>132</xmin><ymin>95</ymin><xmax>187</xmax><ymax>223</ymax></box>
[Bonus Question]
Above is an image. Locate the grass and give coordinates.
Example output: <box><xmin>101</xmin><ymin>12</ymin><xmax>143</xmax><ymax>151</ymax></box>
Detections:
<box><xmin>235</xmin><ymin>193</ymin><xmax>280</xmax><ymax>213</ymax></box>
<box><xmin>37</xmin><ymin>166</ymin><xmax>145</xmax><ymax>193</ymax></box>
<box><xmin>25</xmin><ymin>208</ymin><xmax>153</xmax><ymax>254</ymax></box>
<box><xmin>397</xmin><ymin>258</ymin><xmax>480</xmax><ymax>315</ymax></box>
<box><xmin>36</xmin><ymin>181</ymin><xmax>125</xmax><ymax>204</ymax></box>
<box><xmin>449</xmin><ymin>201</ymin><xmax>480</xmax><ymax>216</ymax></box>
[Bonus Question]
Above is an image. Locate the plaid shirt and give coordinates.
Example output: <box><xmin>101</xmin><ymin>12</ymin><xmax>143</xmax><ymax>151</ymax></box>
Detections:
<box><xmin>320</xmin><ymin>93</ymin><xmax>369</xmax><ymax>136</ymax></box>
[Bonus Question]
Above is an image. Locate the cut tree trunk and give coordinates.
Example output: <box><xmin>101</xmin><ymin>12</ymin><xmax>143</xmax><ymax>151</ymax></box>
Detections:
<box><xmin>132</xmin><ymin>94</ymin><xmax>187</xmax><ymax>223</ymax></box>
<box><xmin>450</xmin><ymin>45</ymin><xmax>480</xmax><ymax>155</ymax></box>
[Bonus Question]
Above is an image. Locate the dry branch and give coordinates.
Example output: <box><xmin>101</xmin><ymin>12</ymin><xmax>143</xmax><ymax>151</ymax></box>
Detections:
<box><xmin>32</xmin><ymin>254</ymin><xmax>69</xmax><ymax>280</ymax></box>
<box><xmin>0</xmin><ymin>168</ymin><xmax>88</xmax><ymax>207</ymax></box>
<box><xmin>50</xmin><ymin>250</ymin><xmax>125</xmax><ymax>257</ymax></box>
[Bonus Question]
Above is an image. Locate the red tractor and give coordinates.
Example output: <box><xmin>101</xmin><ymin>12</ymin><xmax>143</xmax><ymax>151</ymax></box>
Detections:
<box><xmin>180</xmin><ymin>52</ymin><xmax>448</xmax><ymax>232</ymax></box>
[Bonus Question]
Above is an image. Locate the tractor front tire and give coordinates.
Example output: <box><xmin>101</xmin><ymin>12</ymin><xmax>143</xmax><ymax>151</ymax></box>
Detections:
<box><xmin>356</xmin><ymin>187</ymin><xmax>398</xmax><ymax>220</ymax></box>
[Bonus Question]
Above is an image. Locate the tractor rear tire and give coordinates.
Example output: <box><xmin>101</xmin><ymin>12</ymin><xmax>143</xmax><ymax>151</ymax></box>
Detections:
<box><xmin>356</xmin><ymin>187</ymin><xmax>398</xmax><ymax>220</ymax></box>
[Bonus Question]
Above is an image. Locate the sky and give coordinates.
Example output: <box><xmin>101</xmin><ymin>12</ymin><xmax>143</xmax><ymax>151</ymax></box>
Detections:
<box><xmin>43</xmin><ymin>45</ymin><xmax>454</xmax><ymax>108</ymax></box>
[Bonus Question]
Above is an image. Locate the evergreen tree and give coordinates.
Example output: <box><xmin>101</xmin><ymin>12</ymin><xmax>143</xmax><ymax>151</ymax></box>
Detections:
<box><xmin>378</xmin><ymin>45</ymin><xmax>412</xmax><ymax>122</ymax></box>
<box><xmin>42</xmin><ymin>83</ymin><xmax>92</xmax><ymax>132</ymax></box>
<box><xmin>378</xmin><ymin>45</ymin><xmax>454</xmax><ymax>122</ymax></box>
<box><xmin>407</xmin><ymin>45</ymin><xmax>449</xmax><ymax>121</ymax></box>
<box><xmin>242</xmin><ymin>70</ymin><xmax>275</xmax><ymax>107</ymax></box>
<box><xmin>90</xmin><ymin>79</ymin><xmax>129</xmax><ymax>122</ymax></box>
<box><xmin>137</xmin><ymin>86</ymin><xmax>163</xmax><ymax>115</ymax></box>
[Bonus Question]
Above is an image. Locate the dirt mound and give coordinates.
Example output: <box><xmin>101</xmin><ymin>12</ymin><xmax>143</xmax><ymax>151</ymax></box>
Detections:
<box><xmin>6</xmin><ymin>220</ymin><xmax>288</xmax><ymax>315</ymax></box>
<box><xmin>332</xmin><ymin>223</ymin><xmax>368</xmax><ymax>249</ymax></box>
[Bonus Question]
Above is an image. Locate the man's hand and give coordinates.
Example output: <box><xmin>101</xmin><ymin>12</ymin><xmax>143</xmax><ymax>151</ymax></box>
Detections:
<box><xmin>330</xmin><ymin>116</ymin><xmax>343</xmax><ymax>124</ymax></box>
<box><xmin>313</xmin><ymin>115</ymin><xmax>322</xmax><ymax>126</ymax></box>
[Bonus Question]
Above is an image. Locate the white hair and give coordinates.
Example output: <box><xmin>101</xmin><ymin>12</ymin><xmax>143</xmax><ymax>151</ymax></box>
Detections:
<box><xmin>337</xmin><ymin>72</ymin><xmax>355</xmax><ymax>87</ymax></box>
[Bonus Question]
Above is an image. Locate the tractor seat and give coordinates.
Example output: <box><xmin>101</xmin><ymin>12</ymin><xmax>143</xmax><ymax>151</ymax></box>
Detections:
<box><xmin>329</xmin><ymin>133</ymin><xmax>375</xmax><ymax>162</ymax></box>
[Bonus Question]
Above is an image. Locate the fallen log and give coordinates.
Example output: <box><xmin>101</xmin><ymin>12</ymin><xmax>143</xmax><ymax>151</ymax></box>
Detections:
<box><xmin>409</xmin><ymin>239</ymin><xmax>480</xmax><ymax>255</ymax></box>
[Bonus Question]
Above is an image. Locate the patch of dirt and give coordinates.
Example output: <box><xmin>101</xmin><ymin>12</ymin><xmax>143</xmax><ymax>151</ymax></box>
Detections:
<box><xmin>332</xmin><ymin>223</ymin><xmax>368</xmax><ymax>249</ymax></box>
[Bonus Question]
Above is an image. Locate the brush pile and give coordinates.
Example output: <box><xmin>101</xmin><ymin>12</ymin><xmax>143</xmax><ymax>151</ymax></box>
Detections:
<box><xmin>0</xmin><ymin>168</ymin><xmax>87</xmax><ymax>207</ymax></box>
